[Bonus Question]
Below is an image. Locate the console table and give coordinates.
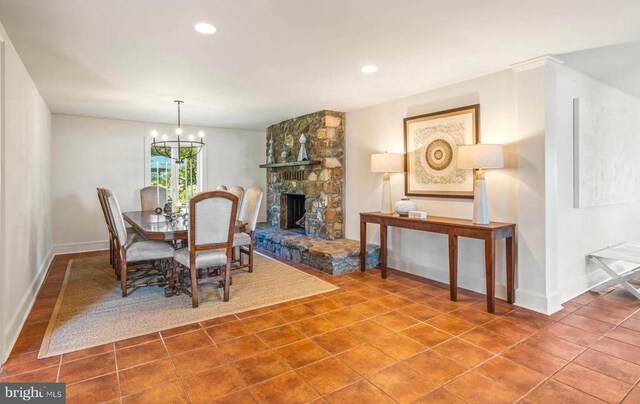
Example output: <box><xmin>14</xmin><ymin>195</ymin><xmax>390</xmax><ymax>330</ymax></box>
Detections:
<box><xmin>359</xmin><ymin>212</ymin><xmax>516</xmax><ymax>313</ymax></box>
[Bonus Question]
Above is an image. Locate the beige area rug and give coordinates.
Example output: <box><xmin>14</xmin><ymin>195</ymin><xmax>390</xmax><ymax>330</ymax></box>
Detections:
<box><xmin>38</xmin><ymin>253</ymin><xmax>337</xmax><ymax>358</ymax></box>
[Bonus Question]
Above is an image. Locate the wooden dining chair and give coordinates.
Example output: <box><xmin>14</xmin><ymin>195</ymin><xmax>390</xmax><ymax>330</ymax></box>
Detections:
<box><xmin>234</xmin><ymin>186</ymin><xmax>264</xmax><ymax>273</ymax></box>
<box><xmin>228</xmin><ymin>186</ymin><xmax>245</xmax><ymax>218</ymax></box>
<box><xmin>97</xmin><ymin>188</ymin><xmax>117</xmax><ymax>271</ymax></box>
<box><xmin>140</xmin><ymin>186</ymin><xmax>167</xmax><ymax>211</ymax></box>
<box><xmin>174</xmin><ymin>191</ymin><xmax>238</xmax><ymax>307</ymax></box>
<box><xmin>103</xmin><ymin>188</ymin><xmax>175</xmax><ymax>296</ymax></box>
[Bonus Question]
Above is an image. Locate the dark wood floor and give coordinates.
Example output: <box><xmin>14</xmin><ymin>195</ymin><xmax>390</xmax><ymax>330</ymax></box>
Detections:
<box><xmin>1</xmin><ymin>249</ymin><xmax>640</xmax><ymax>403</ymax></box>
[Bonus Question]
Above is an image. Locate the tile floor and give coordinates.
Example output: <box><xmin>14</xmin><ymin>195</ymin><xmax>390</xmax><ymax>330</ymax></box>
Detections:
<box><xmin>1</xmin><ymin>249</ymin><xmax>640</xmax><ymax>403</ymax></box>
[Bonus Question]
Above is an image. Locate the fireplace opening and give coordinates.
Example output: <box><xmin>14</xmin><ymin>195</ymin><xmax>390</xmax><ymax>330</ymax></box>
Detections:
<box><xmin>282</xmin><ymin>193</ymin><xmax>306</xmax><ymax>235</ymax></box>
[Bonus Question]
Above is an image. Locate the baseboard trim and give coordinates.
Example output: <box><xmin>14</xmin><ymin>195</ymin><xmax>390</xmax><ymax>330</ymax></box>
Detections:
<box><xmin>53</xmin><ymin>240</ymin><xmax>109</xmax><ymax>255</ymax></box>
<box><xmin>2</xmin><ymin>247</ymin><xmax>54</xmax><ymax>364</ymax></box>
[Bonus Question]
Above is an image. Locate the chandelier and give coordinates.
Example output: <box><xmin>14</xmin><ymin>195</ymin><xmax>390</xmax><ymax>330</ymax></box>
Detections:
<box><xmin>150</xmin><ymin>100</ymin><xmax>205</xmax><ymax>163</ymax></box>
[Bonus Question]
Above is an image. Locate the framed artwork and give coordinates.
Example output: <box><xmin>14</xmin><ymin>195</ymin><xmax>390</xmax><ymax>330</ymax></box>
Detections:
<box><xmin>404</xmin><ymin>104</ymin><xmax>479</xmax><ymax>198</ymax></box>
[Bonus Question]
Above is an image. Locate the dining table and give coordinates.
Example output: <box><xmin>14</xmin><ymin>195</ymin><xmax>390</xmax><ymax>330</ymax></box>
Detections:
<box><xmin>122</xmin><ymin>211</ymin><xmax>247</xmax><ymax>241</ymax></box>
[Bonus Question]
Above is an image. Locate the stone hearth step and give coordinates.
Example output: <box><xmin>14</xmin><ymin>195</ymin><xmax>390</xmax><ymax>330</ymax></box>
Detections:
<box><xmin>254</xmin><ymin>224</ymin><xmax>380</xmax><ymax>276</ymax></box>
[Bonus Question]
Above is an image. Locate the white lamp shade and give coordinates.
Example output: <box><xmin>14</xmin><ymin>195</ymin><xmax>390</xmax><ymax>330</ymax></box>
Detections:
<box><xmin>457</xmin><ymin>144</ymin><xmax>504</xmax><ymax>169</ymax></box>
<box><xmin>371</xmin><ymin>153</ymin><xmax>404</xmax><ymax>173</ymax></box>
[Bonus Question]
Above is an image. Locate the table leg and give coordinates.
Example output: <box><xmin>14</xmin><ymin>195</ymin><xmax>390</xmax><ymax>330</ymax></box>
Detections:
<box><xmin>380</xmin><ymin>224</ymin><xmax>388</xmax><ymax>279</ymax></box>
<box><xmin>448</xmin><ymin>233</ymin><xmax>458</xmax><ymax>301</ymax></box>
<box><xmin>360</xmin><ymin>219</ymin><xmax>367</xmax><ymax>272</ymax></box>
<box><xmin>506</xmin><ymin>235</ymin><xmax>515</xmax><ymax>304</ymax></box>
<box><xmin>485</xmin><ymin>236</ymin><xmax>496</xmax><ymax>313</ymax></box>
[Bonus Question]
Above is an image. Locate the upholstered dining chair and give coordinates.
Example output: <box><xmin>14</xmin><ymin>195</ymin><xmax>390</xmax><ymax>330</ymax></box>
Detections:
<box><xmin>216</xmin><ymin>185</ymin><xmax>228</xmax><ymax>190</ymax></box>
<box><xmin>140</xmin><ymin>186</ymin><xmax>167</xmax><ymax>211</ymax></box>
<box><xmin>234</xmin><ymin>186</ymin><xmax>264</xmax><ymax>273</ymax></box>
<box><xmin>103</xmin><ymin>188</ymin><xmax>175</xmax><ymax>296</ymax></box>
<box><xmin>174</xmin><ymin>191</ymin><xmax>238</xmax><ymax>307</ymax></box>
<box><xmin>228</xmin><ymin>186</ymin><xmax>245</xmax><ymax>218</ymax></box>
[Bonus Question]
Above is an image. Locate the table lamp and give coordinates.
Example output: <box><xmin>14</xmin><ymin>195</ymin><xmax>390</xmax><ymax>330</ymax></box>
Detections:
<box><xmin>457</xmin><ymin>144</ymin><xmax>504</xmax><ymax>224</ymax></box>
<box><xmin>371</xmin><ymin>152</ymin><xmax>404</xmax><ymax>214</ymax></box>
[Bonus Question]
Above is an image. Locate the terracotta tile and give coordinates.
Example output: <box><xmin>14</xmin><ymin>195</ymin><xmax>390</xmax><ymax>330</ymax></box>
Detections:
<box><xmin>1</xmin><ymin>367</ymin><xmax>58</xmax><ymax>383</ymax></box>
<box><xmin>427</xmin><ymin>314</ymin><xmax>476</xmax><ymax>335</ymax></box>
<box><xmin>183</xmin><ymin>364</ymin><xmax>246</xmax><ymax>404</ymax></box>
<box><xmin>501</xmin><ymin>343</ymin><xmax>568</xmax><ymax>376</ymax></box>
<box><xmin>325</xmin><ymin>379</ymin><xmax>394</xmax><ymax>404</ymax></box>
<box><xmin>344</xmin><ymin>320</ymin><xmax>392</xmax><ymax>343</ymax></box>
<box><xmin>375</xmin><ymin>294</ymin><xmax>414</xmax><ymax>310</ymax></box>
<box><xmin>459</xmin><ymin>327</ymin><xmax>514</xmax><ymax>353</ymax></box>
<box><xmin>160</xmin><ymin>323</ymin><xmax>202</xmax><ymax>338</ymax></box>
<box><xmin>205</xmin><ymin>321</ymin><xmax>252</xmax><ymax>343</ymax></box>
<box><xmin>119</xmin><ymin>357</ymin><xmax>177</xmax><ymax>396</ymax></box>
<box><xmin>313</xmin><ymin>330</ymin><xmax>362</xmax><ymax>355</ymax></box>
<box><xmin>444</xmin><ymin>370</ymin><xmax>521</xmax><ymax>404</ymax></box>
<box><xmin>432</xmin><ymin>338</ymin><xmax>493</xmax><ymax>368</ymax></box>
<box><xmin>210</xmin><ymin>389</ymin><xmax>256</xmax><ymax>404</ymax></box>
<box><xmin>620</xmin><ymin>317</ymin><xmax>640</xmax><ymax>332</ymax></box>
<box><xmin>235</xmin><ymin>306</ymin><xmax>273</xmax><ymax>319</ymax></box>
<box><xmin>554</xmin><ymin>363</ymin><xmax>632</xmax><ymax>402</ymax></box>
<box><xmin>378</xmin><ymin>281</ymin><xmax>411</xmax><ymax>294</ymax></box>
<box><xmin>448</xmin><ymin>305</ymin><xmax>497</xmax><ymax>325</ymax></box>
<box><xmin>396</xmin><ymin>303</ymin><xmax>441</xmax><ymax>321</ymax></box>
<box><xmin>114</xmin><ymin>332</ymin><xmax>160</xmax><ymax>350</ymax></box>
<box><xmin>292</xmin><ymin>315</ymin><xmax>339</xmax><ymax>337</ymax></box>
<box><xmin>163</xmin><ymin>330</ymin><xmax>212</xmax><ymax>355</ymax></box>
<box><xmin>331</xmin><ymin>291</ymin><xmax>369</xmax><ymax>306</ymax></box>
<box><xmin>200</xmin><ymin>314</ymin><xmax>238</xmax><ymax>328</ymax></box>
<box><xmin>349</xmin><ymin>300</ymin><xmax>391</xmax><ymax>318</ymax></box>
<box><xmin>527</xmin><ymin>379</ymin><xmax>604</xmax><ymax>404</ymax></box>
<box><xmin>171</xmin><ymin>345</ymin><xmax>228</xmax><ymax>377</ymax></box>
<box><xmin>371</xmin><ymin>311</ymin><xmax>419</xmax><ymax>332</ymax></box>
<box><xmin>58</xmin><ymin>352</ymin><xmax>116</xmax><ymax>384</ymax></box>
<box><xmin>304</xmin><ymin>298</ymin><xmax>345</xmax><ymax>314</ymax></box>
<box><xmin>482</xmin><ymin>317</ymin><xmax>536</xmax><ymax>342</ymax></box>
<box><xmin>574</xmin><ymin>349</ymin><xmax>640</xmax><ymax>384</ymax></box>
<box><xmin>405</xmin><ymin>350</ymin><xmax>467</xmax><ymax>385</ymax></box>
<box><xmin>575</xmin><ymin>305</ymin><xmax>628</xmax><ymax>325</ymax></box>
<box><xmin>274</xmin><ymin>305</ymin><xmax>317</xmax><ymax>322</ymax></box>
<box><xmin>355</xmin><ymin>286</ymin><xmax>390</xmax><ymax>300</ymax></box>
<box><xmin>623</xmin><ymin>387</ymin><xmax>640</xmax><ymax>403</ymax></box>
<box><xmin>67</xmin><ymin>373</ymin><xmax>119</xmax><ymax>403</ymax></box>
<box><xmin>234</xmin><ymin>351</ymin><xmax>291</xmax><ymax>384</ymax></box>
<box><xmin>298</xmin><ymin>357</ymin><xmax>361</xmax><ymax>394</ymax></box>
<box><xmin>540</xmin><ymin>322</ymin><xmax>600</xmax><ymax>347</ymax></box>
<box><xmin>62</xmin><ymin>343</ymin><xmax>114</xmax><ymax>362</ymax></box>
<box><xmin>560</xmin><ymin>313</ymin><xmax>614</xmax><ymax>334</ymax></box>
<box><xmin>257</xmin><ymin>324</ymin><xmax>306</xmax><ymax>348</ymax></box>
<box><xmin>523</xmin><ymin>334</ymin><xmax>585</xmax><ymax>361</ymax></box>
<box><xmin>250</xmin><ymin>372</ymin><xmax>319</xmax><ymax>404</ymax></box>
<box><xmin>320</xmin><ymin>306</ymin><xmax>367</xmax><ymax>327</ymax></box>
<box><xmin>412</xmin><ymin>387</ymin><xmax>467</xmax><ymax>404</ymax></box>
<box><xmin>276</xmin><ymin>339</ymin><xmax>331</xmax><ymax>368</ymax></box>
<box><xmin>218</xmin><ymin>334</ymin><xmax>269</xmax><ymax>360</ymax></box>
<box><xmin>400</xmin><ymin>324</ymin><xmax>453</xmax><ymax>348</ymax></box>
<box><xmin>503</xmin><ymin>308</ymin><xmax>554</xmax><ymax>330</ymax></box>
<box><xmin>337</xmin><ymin>344</ymin><xmax>396</xmax><ymax>376</ymax></box>
<box><xmin>591</xmin><ymin>337</ymin><xmax>640</xmax><ymax>366</ymax></box>
<box><xmin>240</xmin><ymin>312</ymin><xmax>287</xmax><ymax>332</ymax></box>
<box><xmin>122</xmin><ymin>380</ymin><xmax>189</xmax><ymax>404</ymax></box>
<box><xmin>0</xmin><ymin>351</ymin><xmax>59</xmax><ymax>378</ymax></box>
<box><xmin>476</xmin><ymin>356</ymin><xmax>545</xmax><ymax>395</ymax></box>
<box><xmin>369</xmin><ymin>363</ymin><xmax>437</xmax><ymax>403</ymax></box>
<box><xmin>370</xmin><ymin>333</ymin><xmax>426</xmax><ymax>360</ymax></box>
<box><xmin>116</xmin><ymin>340</ymin><xmax>168</xmax><ymax>370</ymax></box>
<box><xmin>607</xmin><ymin>327</ymin><xmax>640</xmax><ymax>348</ymax></box>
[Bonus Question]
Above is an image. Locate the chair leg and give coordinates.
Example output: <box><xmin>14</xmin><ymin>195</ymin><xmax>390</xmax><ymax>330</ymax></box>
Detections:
<box><xmin>223</xmin><ymin>261</ymin><xmax>231</xmax><ymax>301</ymax></box>
<box><xmin>121</xmin><ymin>260</ymin><xmax>128</xmax><ymax>297</ymax></box>
<box><xmin>248</xmin><ymin>243</ymin><xmax>254</xmax><ymax>273</ymax></box>
<box><xmin>190</xmin><ymin>266</ymin><xmax>199</xmax><ymax>308</ymax></box>
<box><xmin>109</xmin><ymin>238</ymin><xmax>113</xmax><ymax>266</ymax></box>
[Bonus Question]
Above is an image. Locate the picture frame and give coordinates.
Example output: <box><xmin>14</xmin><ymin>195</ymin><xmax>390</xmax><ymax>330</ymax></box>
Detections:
<box><xmin>404</xmin><ymin>104</ymin><xmax>479</xmax><ymax>198</ymax></box>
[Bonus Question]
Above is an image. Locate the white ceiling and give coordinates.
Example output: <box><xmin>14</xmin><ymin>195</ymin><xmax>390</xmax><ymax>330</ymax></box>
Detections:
<box><xmin>560</xmin><ymin>41</ymin><xmax>640</xmax><ymax>99</ymax></box>
<box><xmin>1</xmin><ymin>0</ymin><xmax>640</xmax><ymax>130</ymax></box>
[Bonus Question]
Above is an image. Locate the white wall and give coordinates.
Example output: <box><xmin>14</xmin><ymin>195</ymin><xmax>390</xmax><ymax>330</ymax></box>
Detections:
<box><xmin>346</xmin><ymin>68</ymin><xmax>558</xmax><ymax>314</ymax></box>
<box><xmin>0</xmin><ymin>22</ymin><xmax>52</xmax><ymax>365</ymax></box>
<box><xmin>51</xmin><ymin>115</ymin><xmax>265</xmax><ymax>252</ymax></box>
<box><xmin>548</xmin><ymin>65</ymin><xmax>640</xmax><ymax>303</ymax></box>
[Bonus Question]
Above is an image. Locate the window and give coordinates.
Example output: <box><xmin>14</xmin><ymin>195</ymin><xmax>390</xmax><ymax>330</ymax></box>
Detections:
<box><xmin>148</xmin><ymin>144</ymin><xmax>204</xmax><ymax>204</ymax></box>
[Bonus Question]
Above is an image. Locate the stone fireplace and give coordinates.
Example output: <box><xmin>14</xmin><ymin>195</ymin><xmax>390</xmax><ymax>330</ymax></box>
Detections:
<box><xmin>264</xmin><ymin>110</ymin><xmax>345</xmax><ymax>240</ymax></box>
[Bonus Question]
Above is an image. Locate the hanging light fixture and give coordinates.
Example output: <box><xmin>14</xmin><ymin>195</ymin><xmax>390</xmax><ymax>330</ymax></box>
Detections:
<box><xmin>150</xmin><ymin>100</ymin><xmax>205</xmax><ymax>163</ymax></box>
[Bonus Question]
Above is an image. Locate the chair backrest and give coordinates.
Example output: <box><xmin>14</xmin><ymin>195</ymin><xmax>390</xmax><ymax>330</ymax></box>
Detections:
<box><xmin>228</xmin><ymin>186</ymin><xmax>245</xmax><ymax>215</ymax></box>
<box><xmin>216</xmin><ymin>185</ymin><xmax>228</xmax><ymax>191</ymax></box>
<box><xmin>97</xmin><ymin>188</ymin><xmax>114</xmax><ymax>236</ymax></box>
<box><xmin>103</xmin><ymin>188</ymin><xmax>128</xmax><ymax>247</ymax></box>
<box><xmin>238</xmin><ymin>186</ymin><xmax>264</xmax><ymax>233</ymax></box>
<box><xmin>189</xmin><ymin>191</ymin><xmax>238</xmax><ymax>255</ymax></box>
<box><xmin>140</xmin><ymin>186</ymin><xmax>167</xmax><ymax>211</ymax></box>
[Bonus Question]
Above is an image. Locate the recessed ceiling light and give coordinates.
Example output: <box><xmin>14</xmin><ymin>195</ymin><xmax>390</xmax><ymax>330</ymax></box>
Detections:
<box><xmin>195</xmin><ymin>22</ymin><xmax>217</xmax><ymax>34</ymax></box>
<box><xmin>361</xmin><ymin>65</ymin><xmax>378</xmax><ymax>74</ymax></box>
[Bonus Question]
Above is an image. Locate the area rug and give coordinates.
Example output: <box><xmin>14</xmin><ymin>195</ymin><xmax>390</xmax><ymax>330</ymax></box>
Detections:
<box><xmin>38</xmin><ymin>253</ymin><xmax>337</xmax><ymax>358</ymax></box>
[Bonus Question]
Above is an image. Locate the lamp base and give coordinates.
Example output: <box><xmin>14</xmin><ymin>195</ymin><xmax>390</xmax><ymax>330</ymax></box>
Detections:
<box><xmin>473</xmin><ymin>171</ymin><xmax>489</xmax><ymax>225</ymax></box>
<box><xmin>381</xmin><ymin>172</ymin><xmax>392</xmax><ymax>214</ymax></box>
